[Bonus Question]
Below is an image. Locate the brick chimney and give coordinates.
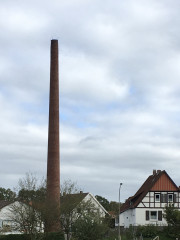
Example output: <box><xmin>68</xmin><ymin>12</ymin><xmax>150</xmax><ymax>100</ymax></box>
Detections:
<box><xmin>153</xmin><ymin>169</ymin><xmax>156</xmax><ymax>175</ymax></box>
<box><xmin>46</xmin><ymin>39</ymin><xmax>60</xmax><ymax>232</ymax></box>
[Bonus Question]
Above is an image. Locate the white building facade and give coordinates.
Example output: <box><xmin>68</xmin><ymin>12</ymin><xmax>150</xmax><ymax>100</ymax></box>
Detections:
<box><xmin>120</xmin><ymin>170</ymin><xmax>180</xmax><ymax>228</ymax></box>
<box><xmin>0</xmin><ymin>201</ymin><xmax>20</xmax><ymax>234</ymax></box>
<box><xmin>84</xmin><ymin>193</ymin><xmax>108</xmax><ymax>218</ymax></box>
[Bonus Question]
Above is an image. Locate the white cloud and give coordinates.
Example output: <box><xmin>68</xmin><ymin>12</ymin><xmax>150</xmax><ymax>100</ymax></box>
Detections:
<box><xmin>61</xmin><ymin>52</ymin><xmax>129</xmax><ymax>103</ymax></box>
<box><xmin>1</xmin><ymin>0</ymin><xmax>180</xmax><ymax>201</ymax></box>
<box><xmin>0</xmin><ymin>5</ymin><xmax>49</xmax><ymax>34</ymax></box>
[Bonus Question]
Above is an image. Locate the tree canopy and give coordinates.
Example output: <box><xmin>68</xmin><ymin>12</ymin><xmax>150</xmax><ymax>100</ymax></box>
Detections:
<box><xmin>95</xmin><ymin>195</ymin><xmax>110</xmax><ymax>211</ymax></box>
<box><xmin>95</xmin><ymin>195</ymin><xmax>119</xmax><ymax>214</ymax></box>
<box><xmin>0</xmin><ymin>187</ymin><xmax>16</xmax><ymax>201</ymax></box>
<box><xmin>164</xmin><ymin>204</ymin><xmax>180</xmax><ymax>238</ymax></box>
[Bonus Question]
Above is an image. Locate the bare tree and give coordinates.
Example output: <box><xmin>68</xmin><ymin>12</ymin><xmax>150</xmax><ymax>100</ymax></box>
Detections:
<box><xmin>9</xmin><ymin>201</ymin><xmax>44</xmax><ymax>239</ymax></box>
<box><xmin>60</xmin><ymin>179</ymin><xmax>81</xmax><ymax>195</ymax></box>
<box><xmin>16</xmin><ymin>172</ymin><xmax>45</xmax><ymax>192</ymax></box>
<box><xmin>9</xmin><ymin>173</ymin><xmax>46</xmax><ymax>240</ymax></box>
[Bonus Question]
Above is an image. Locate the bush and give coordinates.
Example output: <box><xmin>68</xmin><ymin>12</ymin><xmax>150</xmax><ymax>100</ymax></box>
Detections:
<box><xmin>0</xmin><ymin>234</ymin><xmax>30</xmax><ymax>240</ymax></box>
<box><xmin>44</xmin><ymin>232</ymin><xmax>64</xmax><ymax>240</ymax></box>
<box><xmin>136</xmin><ymin>224</ymin><xmax>158</xmax><ymax>238</ymax></box>
<box><xmin>72</xmin><ymin>215</ymin><xmax>107</xmax><ymax>240</ymax></box>
<box><xmin>0</xmin><ymin>232</ymin><xmax>64</xmax><ymax>240</ymax></box>
<box><xmin>124</xmin><ymin>225</ymin><xmax>136</xmax><ymax>239</ymax></box>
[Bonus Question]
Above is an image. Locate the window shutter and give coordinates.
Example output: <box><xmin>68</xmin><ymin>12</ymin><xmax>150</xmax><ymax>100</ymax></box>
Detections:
<box><xmin>173</xmin><ymin>194</ymin><xmax>177</xmax><ymax>203</ymax></box>
<box><xmin>158</xmin><ymin>211</ymin><xmax>162</xmax><ymax>221</ymax></box>
<box><xmin>165</xmin><ymin>194</ymin><xmax>168</xmax><ymax>203</ymax></box>
<box><xmin>146</xmin><ymin>211</ymin><xmax>149</xmax><ymax>220</ymax></box>
<box><xmin>160</xmin><ymin>194</ymin><xmax>163</xmax><ymax>202</ymax></box>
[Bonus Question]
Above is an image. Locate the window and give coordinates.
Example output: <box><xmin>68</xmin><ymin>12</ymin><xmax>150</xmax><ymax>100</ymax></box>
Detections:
<box><xmin>155</xmin><ymin>194</ymin><xmax>160</xmax><ymax>202</ymax></box>
<box><xmin>146</xmin><ymin>211</ymin><xmax>162</xmax><ymax>221</ymax></box>
<box><xmin>168</xmin><ymin>194</ymin><xmax>173</xmax><ymax>202</ymax></box>
<box><xmin>2</xmin><ymin>220</ymin><xmax>13</xmax><ymax>228</ymax></box>
<box><xmin>150</xmin><ymin>211</ymin><xmax>157</xmax><ymax>220</ymax></box>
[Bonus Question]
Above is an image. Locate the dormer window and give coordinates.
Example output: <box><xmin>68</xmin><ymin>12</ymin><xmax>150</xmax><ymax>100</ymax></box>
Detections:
<box><xmin>155</xmin><ymin>194</ymin><xmax>160</xmax><ymax>202</ymax></box>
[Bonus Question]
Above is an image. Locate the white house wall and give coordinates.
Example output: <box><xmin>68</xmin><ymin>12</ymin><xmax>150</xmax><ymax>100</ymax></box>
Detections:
<box><xmin>83</xmin><ymin>193</ymin><xmax>108</xmax><ymax>218</ymax></box>
<box><xmin>120</xmin><ymin>209</ymin><xmax>136</xmax><ymax>228</ymax></box>
<box><xmin>0</xmin><ymin>202</ymin><xmax>19</xmax><ymax>222</ymax></box>
<box><xmin>120</xmin><ymin>190</ymin><xmax>180</xmax><ymax>228</ymax></box>
<box><xmin>135</xmin><ymin>191</ymin><xmax>179</xmax><ymax>227</ymax></box>
<box><xmin>120</xmin><ymin>207</ymin><xmax>167</xmax><ymax>228</ymax></box>
<box><xmin>135</xmin><ymin>208</ymin><xmax>167</xmax><ymax>226</ymax></box>
<box><xmin>0</xmin><ymin>201</ymin><xmax>20</xmax><ymax>234</ymax></box>
<box><xmin>0</xmin><ymin>205</ymin><xmax>12</xmax><ymax>229</ymax></box>
<box><xmin>140</xmin><ymin>192</ymin><xmax>180</xmax><ymax>209</ymax></box>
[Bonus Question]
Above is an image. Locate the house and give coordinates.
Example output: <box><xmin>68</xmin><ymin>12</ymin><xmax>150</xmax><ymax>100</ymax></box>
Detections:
<box><xmin>0</xmin><ymin>200</ymin><xmax>19</xmax><ymax>234</ymax></box>
<box><xmin>120</xmin><ymin>170</ymin><xmax>180</xmax><ymax>228</ymax></box>
<box><xmin>60</xmin><ymin>191</ymin><xmax>108</xmax><ymax>218</ymax></box>
<box><xmin>0</xmin><ymin>200</ymin><xmax>44</xmax><ymax>234</ymax></box>
<box><xmin>60</xmin><ymin>191</ymin><xmax>108</xmax><ymax>240</ymax></box>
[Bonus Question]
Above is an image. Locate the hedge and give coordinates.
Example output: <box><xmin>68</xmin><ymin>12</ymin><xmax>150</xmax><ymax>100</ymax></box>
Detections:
<box><xmin>0</xmin><ymin>232</ymin><xmax>64</xmax><ymax>240</ymax></box>
<box><xmin>0</xmin><ymin>234</ymin><xmax>30</xmax><ymax>240</ymax></box>
<box><xmin>44</xmin><ymin>232</ymin><xmax>64</xmax><ymax>240</ymax></box>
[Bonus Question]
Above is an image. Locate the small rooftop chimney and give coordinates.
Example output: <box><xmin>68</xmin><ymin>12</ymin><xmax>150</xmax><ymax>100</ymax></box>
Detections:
<box><xmin>153</xmin><ymin>169</ymin><xmax>156</xmax><ymax>175</ymax></box>
<box><xmin>157</xmin><ymin>170</ymin><xmax>161</xmax><ymax>174</ymax></box>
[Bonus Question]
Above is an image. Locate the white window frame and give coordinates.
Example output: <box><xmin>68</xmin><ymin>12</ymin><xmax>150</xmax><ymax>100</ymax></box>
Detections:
<box><xmin>150</xmin><ymin>211</ymin><xmax>157</xmax><ymax>221</ymax></box>
<box><xmin>155</xmin><ymin>194</ymin><xmax>160</xmax><ymax>202</ymax></box>
<box><xmin>168</xmin><ymin>194</ymin><xmax>173</xmax><ymax>202</ymax></box>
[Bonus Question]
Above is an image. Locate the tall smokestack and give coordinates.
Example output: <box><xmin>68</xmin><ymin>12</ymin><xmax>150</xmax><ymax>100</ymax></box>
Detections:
<box><xmin>46</xmin><ymin>39</ymin><xmax>60</xmax><ymax>232</ymax></box>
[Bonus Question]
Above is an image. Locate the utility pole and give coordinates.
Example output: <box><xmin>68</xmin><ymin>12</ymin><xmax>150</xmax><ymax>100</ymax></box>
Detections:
<box><xmin>118</xmin><ymin>183</ymin><xmax>123</xmax><ymax>240</ymax></box>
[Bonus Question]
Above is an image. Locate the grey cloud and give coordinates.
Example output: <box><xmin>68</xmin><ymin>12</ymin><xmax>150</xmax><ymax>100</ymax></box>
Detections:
<box><xmin>1</xmin><ymin>0</ymin><xmax>180</xmax><ymax>201</ymax></box>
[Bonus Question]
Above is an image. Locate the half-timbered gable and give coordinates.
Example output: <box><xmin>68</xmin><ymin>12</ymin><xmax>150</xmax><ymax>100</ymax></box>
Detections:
<box><xmin>120</xmin><ymin>170</ymin><xmax>180</xmax><ymax>228</ymax></box>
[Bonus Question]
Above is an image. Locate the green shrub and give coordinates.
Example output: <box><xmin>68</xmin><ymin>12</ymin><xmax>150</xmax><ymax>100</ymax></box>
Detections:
<box><xmin>44</xmin><ymin>232</ymin><xmax>64</xmax><ymax>240</ymax></box>
<box><xmin>0</xmin><ymin>234</ymin><xmax>30</xmax><ymax>240</ymax></box>
<box><xmin>124</xmin><ymin>225</ymin><xmax>136</xmax><ymax>239</ymax></box>
<box><xmin>136</xmin><ymin>224</ymin><xmax>158</xmax><ymax>238</ymax></box>
<box><xmin>72</xmin><ymin>215</ymin><xmax>107</xmax><ymax>240</ymax></box>
<box><xmin>0</xmin><ymin>232</ymin><xmax>64</xmax><ymax>240</ymax></box>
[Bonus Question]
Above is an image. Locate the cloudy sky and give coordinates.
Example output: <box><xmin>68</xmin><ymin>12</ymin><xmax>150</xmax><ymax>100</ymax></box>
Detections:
<box><xmin>1</xmin><ymin>0</ymin><xmax>180</xmax><ymax>202</ymax></box>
